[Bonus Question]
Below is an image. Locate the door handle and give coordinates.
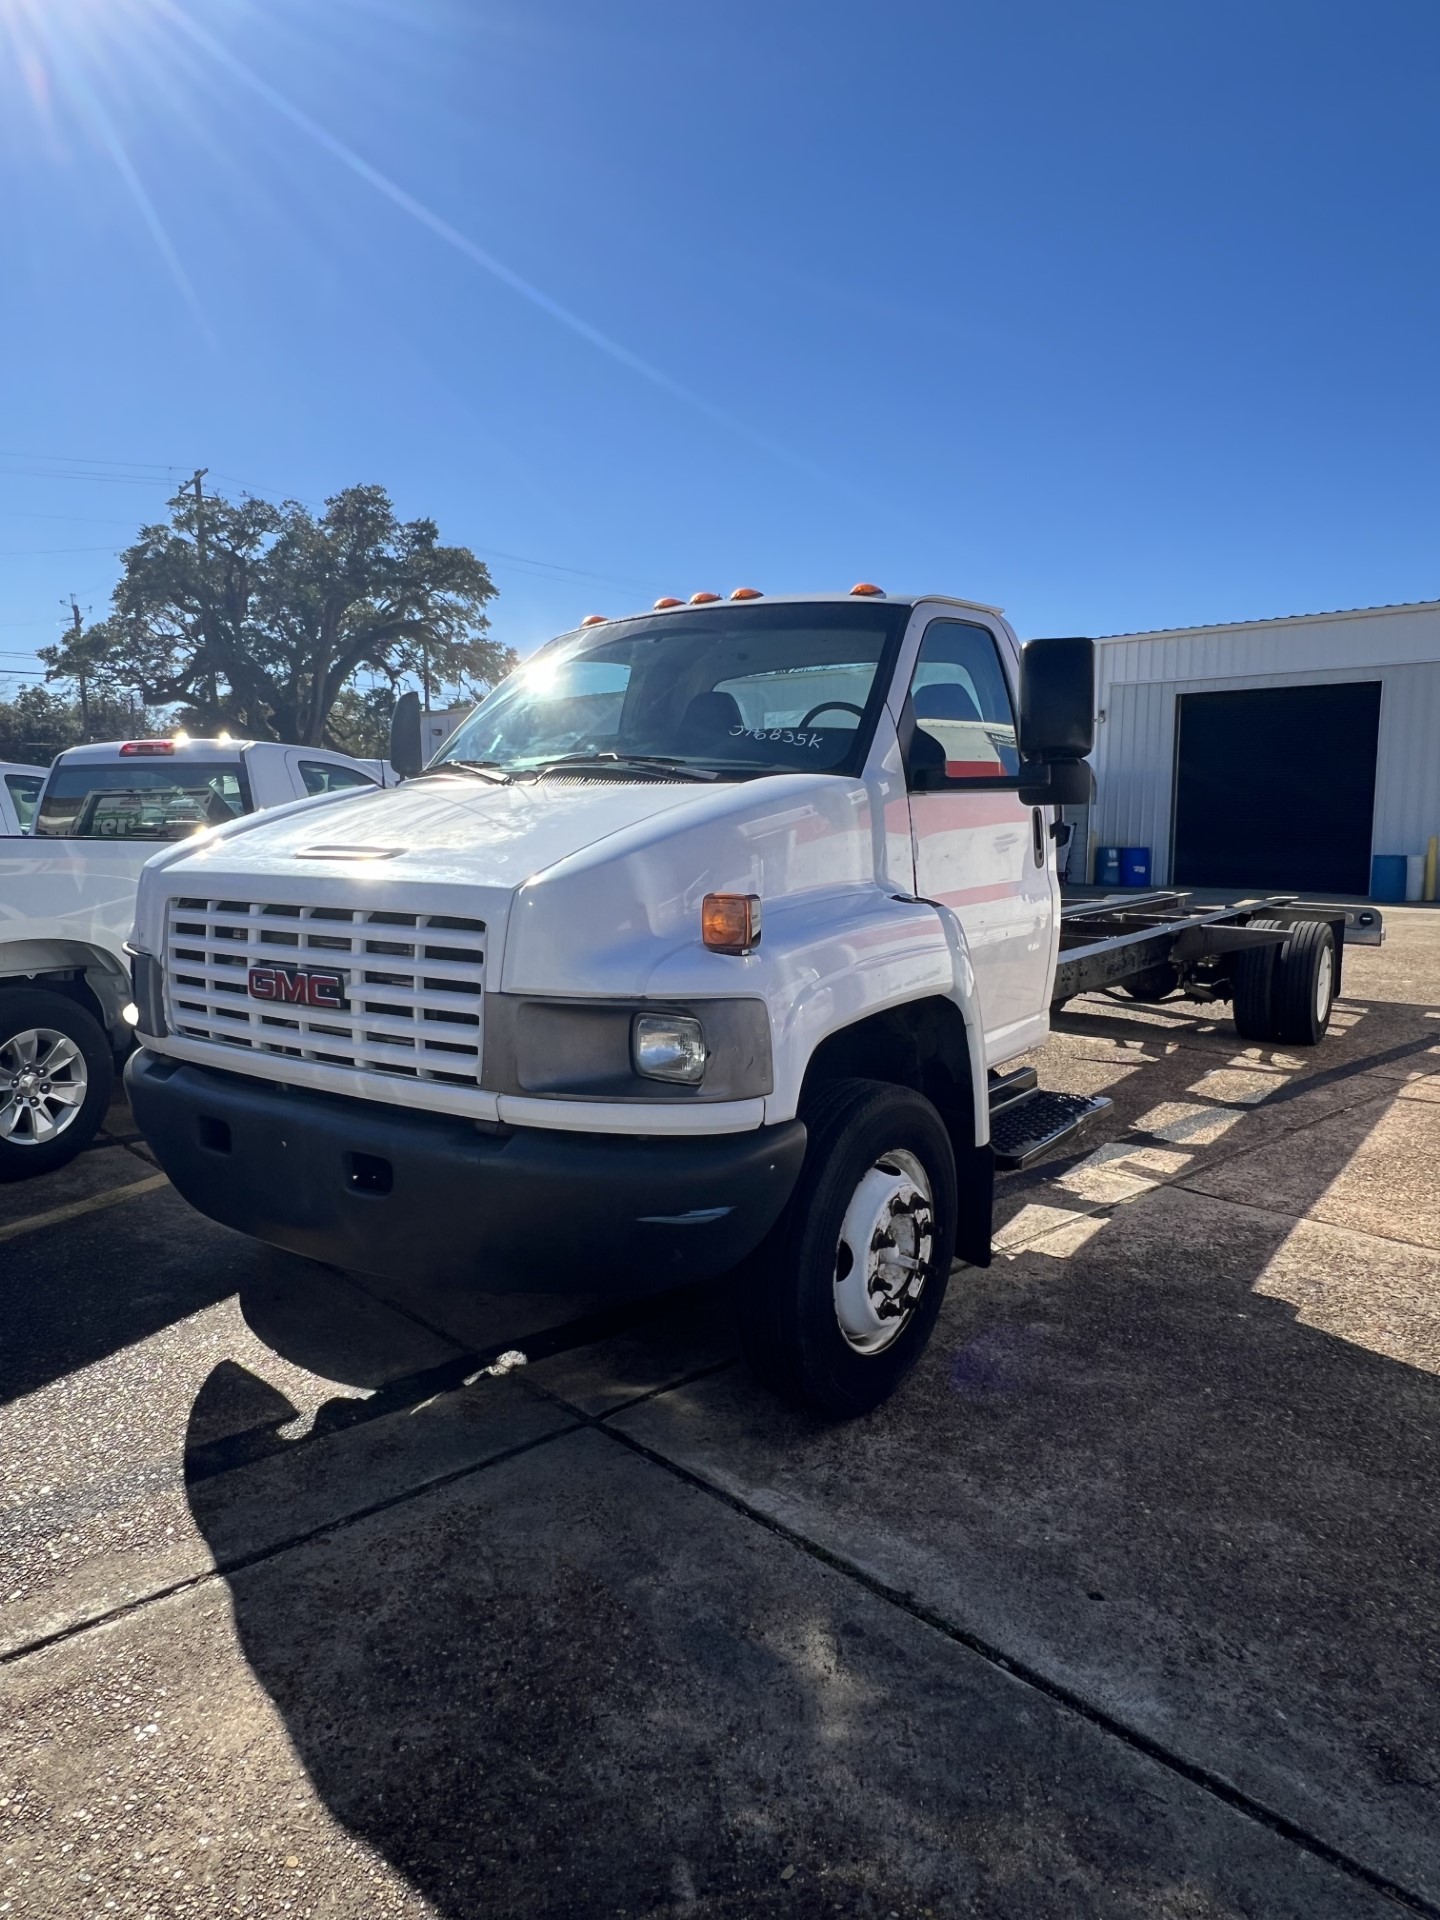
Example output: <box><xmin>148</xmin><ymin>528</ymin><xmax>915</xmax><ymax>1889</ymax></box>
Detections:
<box><xmin>1032</xmin><ymin>809</ymin><xmax>1046</xmax><ymax>867</ymax></box>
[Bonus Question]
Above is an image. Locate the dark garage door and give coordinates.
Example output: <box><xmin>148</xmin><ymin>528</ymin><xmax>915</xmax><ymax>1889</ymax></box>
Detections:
<box><xmin>1173</xmin><ymin>682</ymin><xmax>1381</xmax><ymax>895</ymax></box>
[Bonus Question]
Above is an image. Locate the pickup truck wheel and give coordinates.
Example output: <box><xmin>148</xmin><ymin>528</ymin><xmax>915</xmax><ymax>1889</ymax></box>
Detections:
<box><xmin>1271</xmin><ymin>919</ymin><xmax>1336</xmax><ymax>1046</ymax></box>
<box><xmin>738</xmin><ymin>1079</ymin><xmax>958</xmax><ymax>1418</ymax></box>
<box><xmin>0</xmin><ymin>990</ymin><xmax>114</xmax><ymax>1181</ymax></box>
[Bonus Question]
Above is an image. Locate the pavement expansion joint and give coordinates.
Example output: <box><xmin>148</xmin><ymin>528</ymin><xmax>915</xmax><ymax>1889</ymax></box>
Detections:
<box><xmin>0</xmin><ymin>1418</ymin><xmax>582</xmax><ymax>1671</ymax></box>
<box><xmin>571</xmin><ymin>1405</ymin><xmax>1440</xmax><ymax>1920</ymax></box>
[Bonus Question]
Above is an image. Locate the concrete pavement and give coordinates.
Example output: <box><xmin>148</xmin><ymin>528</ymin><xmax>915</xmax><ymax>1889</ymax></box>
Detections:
<box><xmin>3</xmin><ymin>908</ymin><xmax>1438</xmax><ymax>1916</ymax></box>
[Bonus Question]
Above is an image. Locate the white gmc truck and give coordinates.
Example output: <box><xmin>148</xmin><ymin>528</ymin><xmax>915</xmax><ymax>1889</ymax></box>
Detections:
<box><xmin>0</xmin><ymin>737</ymin><xmax>389</xmax><ymax>1179</ymax></box>
<box><xmin>123</xmin><ymin>590</ymin><xmax>1348</xmax><ymax>1413</ymax></box>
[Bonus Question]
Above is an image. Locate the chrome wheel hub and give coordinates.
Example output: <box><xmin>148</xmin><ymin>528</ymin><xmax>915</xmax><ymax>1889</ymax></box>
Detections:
<box><xmin>0</xmin><ymin>1028</ymin><xmax>87</xmax><ymax>1147</ymax></box>
<box><xmin>1315</xmin><ymin>946</ymin><xmax>1334</xmax><ymax>1023</ymax></box>
<box><xmin>833</xmin><ymin>1149</ymin><xmax>935</xmax><ymax>1355</ymax></box>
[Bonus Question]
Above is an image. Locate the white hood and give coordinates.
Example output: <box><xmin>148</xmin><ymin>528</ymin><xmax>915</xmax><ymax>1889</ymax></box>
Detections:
<box><xmin>161</xmin><ymin>773</ymin><xmax>711</xmax><ymax>885</ymax></box>
<box><xmin>132</xmin><ymin>774</ymin><xmax>733</xmax><ymax>962</ymax></box>
<box><xmin>133</xmin><ymin>767</ymin><xmax>889</xmax><ymax>996</ymax></box>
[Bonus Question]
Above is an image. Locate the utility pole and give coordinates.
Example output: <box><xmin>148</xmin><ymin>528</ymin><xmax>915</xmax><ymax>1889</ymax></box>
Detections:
<box><xmin>189</xmin><ymin>467</ymin><xmax>219</xmax><ymax>717</ymax></box>
<box><xmin>65</xmin><ymin>596</ymin><xmax>90</xmax><ymax>740</ymax></box>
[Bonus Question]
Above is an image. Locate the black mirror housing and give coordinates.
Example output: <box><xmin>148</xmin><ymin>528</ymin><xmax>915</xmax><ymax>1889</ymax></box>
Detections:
<box><xmin>389</xmin><ymin>689</ymin><xmax>424</xmax><ymax>781</ymax></box>
<box><xmin>1019</xmin><ymin>637</ymin><xmax>1095</xmax><ymax>761</ymax></box>
<box><xmin>1018</xmin><ymin>759</ymin><xmax>1093</xmax><ymax>806</ymax></box>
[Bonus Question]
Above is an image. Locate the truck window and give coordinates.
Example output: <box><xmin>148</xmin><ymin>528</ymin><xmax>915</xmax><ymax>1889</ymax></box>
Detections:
<box><xmin>4</xmin><ymin>772</ymin><xmax>43</xmax><ymax>831</ymax></box>
<box><xmin>298</xmin><ymin>760</ymin><xmax>378</xmax><ymax>796</ymax></box>
<box><xmin>34</xmin><ymin>762</ymin><xmax>253</xmax><ymax>839</ymax></box>
<box><xmin>438</xmin><ymin>601</ymin><xmax>909</xmax><ymax>779</ymax></box>
<box><xmin>907</xmin><ymin>621</ymin><xmax>1020</xmax><ymax>785</ymax></box>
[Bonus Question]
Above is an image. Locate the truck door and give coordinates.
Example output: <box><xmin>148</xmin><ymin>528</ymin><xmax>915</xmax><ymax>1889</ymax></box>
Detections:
<box><xmin>902</xmin><ymin>617</ymin><xmax>1055</xmax><ymax>1062</ymax></box>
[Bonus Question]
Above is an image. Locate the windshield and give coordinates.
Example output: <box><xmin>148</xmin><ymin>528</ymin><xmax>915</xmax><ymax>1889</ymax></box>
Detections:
<box><xmin>34</xmin><ymin>760</ymin><xmax>252</xmax><ymax>839</ymax></box>
<box><xmin>436</xmin><ymin>600</ymin><xmax>911</xmax><ymax>780</ymax></box>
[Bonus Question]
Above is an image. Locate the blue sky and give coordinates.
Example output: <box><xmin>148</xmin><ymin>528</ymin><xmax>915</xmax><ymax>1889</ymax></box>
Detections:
<box><xmin>1</xmin><ymin>0</ymin><xmax>1438</xmax><ymax>703</ymax></box>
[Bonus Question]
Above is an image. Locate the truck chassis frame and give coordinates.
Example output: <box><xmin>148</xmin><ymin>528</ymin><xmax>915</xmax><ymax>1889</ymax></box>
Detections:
<box><xmin>1054</xmin><ymin>890</ymin><xmax>1383</xmax><ymax>1010</ymax></box>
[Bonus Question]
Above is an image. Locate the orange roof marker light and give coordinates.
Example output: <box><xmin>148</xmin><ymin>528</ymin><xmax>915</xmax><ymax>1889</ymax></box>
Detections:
<box><xmin>702</xmin><ymin>893</ymin><xmax>762</xmax><ymax>955</ymax></box>
<box><xmin>850</xmin><ymin>582</ymin><xmax>885</xmax><ymax>597</ymax></box>
<box><xmin>689</xmin><ymin>591</ymin><xmax>721</xmax><ymax>604</ymax></box>
<box><xmin>730</xmin><ymin>586</ymin><xmax>763</xmax><ymax>600</ymax></box>
<box><xmin>653</xmin><ymin>596</ymin><xmax>684</xmax><ymax>609</ymax></box>
<box><xmin>580</xmin><ymin>613</ymin><xmax>607</xmax><ymax>627</ymax></box>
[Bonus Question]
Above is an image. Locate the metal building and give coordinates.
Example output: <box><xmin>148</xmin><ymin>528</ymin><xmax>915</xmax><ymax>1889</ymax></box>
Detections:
<box><xmin>1084</xmin><ymin>598</ymin><xmax>1440</xmax><ymax>895</ymax></box>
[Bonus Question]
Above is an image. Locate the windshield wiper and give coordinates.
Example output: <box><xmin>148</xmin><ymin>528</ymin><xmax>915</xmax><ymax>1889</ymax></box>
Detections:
<box><xmin>417</xmin><ymin>759</ymin><xmax>512</xmax><ymax>785</ymax></box>
<box><xmin>529</xmin><ymin>753</ymin><xmax>716</xmax><ymax>782</ymax></box>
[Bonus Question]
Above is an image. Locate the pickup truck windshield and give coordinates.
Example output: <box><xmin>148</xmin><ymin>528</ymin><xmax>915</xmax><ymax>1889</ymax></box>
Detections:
<box><xmin>34</xmin><ymin>762</ymin><xmax>252</xmax><ymax>839</ymax></box>
<box><xmin>438</xmin><ymin>600</ymin><xmax>912</xmax><ymax>779</ymax></box>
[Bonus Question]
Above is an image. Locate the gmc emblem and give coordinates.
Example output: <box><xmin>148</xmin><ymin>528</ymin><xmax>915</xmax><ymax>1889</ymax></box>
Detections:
<box><xmin>247</xmin><ymin>963</ymin><xmax>349</xmax><ymax>1011</ymax></box>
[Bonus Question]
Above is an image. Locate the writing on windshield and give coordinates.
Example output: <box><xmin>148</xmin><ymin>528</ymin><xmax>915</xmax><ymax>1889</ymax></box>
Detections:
<box><xmin>438</xmin><ymin>601</ymin><xmax>910</xmax><ymax>781</ymax></box>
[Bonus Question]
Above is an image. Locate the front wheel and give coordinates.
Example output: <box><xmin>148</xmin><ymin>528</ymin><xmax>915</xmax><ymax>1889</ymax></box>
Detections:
<box><xmin>737</xmin><ymin>1079</ymin><xmax>958</xmax><ymax>1418</ymax></box>
<box><xmin>0</xmin><ymin>989</ymin><xmax>114</xmax><ymax>1181</ymax></box>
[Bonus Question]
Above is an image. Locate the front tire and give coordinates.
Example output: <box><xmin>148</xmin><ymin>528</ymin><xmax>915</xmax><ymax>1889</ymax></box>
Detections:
<box><xmin>737</xmin><ymin>1079</ymin><xmax>958</xmax><ymax>1418</ymax></box>
<box><xmin>0</xmin><ymin>989</ymin><xmax>114</xmax><ymax>1182</ymax></box>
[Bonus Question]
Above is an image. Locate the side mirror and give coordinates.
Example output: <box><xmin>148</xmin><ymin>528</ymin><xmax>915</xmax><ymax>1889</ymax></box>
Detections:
<box><xmin>389</xmin><ymin>690</ymin><xmax>424</xmax><ymax>781</ymax></box>
<box><xmin>1016</xmin><ymin>636</ymin><xmax>1094</xmax><ymax>805</ymax></box>
<box><xmin>1017</xmin><ymin>759</ymin><xmax>1094</xmax><ymax>806</ymax></box>
<box><xmin>1018</xmin><ymin>637</ymin><xmax>1095</xmax><ymax>760</ymax></box>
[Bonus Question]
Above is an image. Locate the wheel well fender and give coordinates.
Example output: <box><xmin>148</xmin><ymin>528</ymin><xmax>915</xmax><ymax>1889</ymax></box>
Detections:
<box><xmin>0</xmin><ymin>940</ymin><xmax>129</xmax><ymax>1045</ymax></box>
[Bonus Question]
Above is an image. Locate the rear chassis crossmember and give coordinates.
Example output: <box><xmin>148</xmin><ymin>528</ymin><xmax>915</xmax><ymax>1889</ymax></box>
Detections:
<box><xmin>1052</xmin><ymin>891</ymin><xmax>1384</xmax><ymax>1006</ymax></box>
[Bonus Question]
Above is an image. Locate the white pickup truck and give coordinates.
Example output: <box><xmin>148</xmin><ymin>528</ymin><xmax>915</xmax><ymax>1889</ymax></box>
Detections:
<box><xmin>0</xmin><ymin>736</ymin><xmax>389</xmax><ymax>1179</ymax></box>
<box><xmin>123</xmin><ymin>590</ymin><xmax>1346</xmax><ymax>1413</ymax></box>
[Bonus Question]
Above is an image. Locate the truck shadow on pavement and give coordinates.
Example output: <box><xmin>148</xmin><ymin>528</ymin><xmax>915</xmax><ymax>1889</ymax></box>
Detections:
<box><xmin>178</xmin><ymin>991</ymin><xmax>1440</xmax><ymax>1916</ymax></box>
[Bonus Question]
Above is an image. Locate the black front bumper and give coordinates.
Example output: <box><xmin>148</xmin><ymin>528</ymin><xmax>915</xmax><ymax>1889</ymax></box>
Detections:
<box><xmin>125</xmin><ymin>1050</ymin><xmax>806</xmax><ymax>1294</ymax></box>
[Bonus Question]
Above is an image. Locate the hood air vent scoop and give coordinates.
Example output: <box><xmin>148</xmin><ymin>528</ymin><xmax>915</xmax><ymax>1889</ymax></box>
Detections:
<box><xmin>294</xmin><ymin>845</ymin><xmax>404</xmax><ymax>861</ymax></box>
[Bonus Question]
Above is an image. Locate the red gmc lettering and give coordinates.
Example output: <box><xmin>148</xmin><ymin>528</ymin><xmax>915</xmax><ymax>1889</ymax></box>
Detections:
<box><xmin>247</xmin><ymin>966</ymin><xmax>346</xmax><ymax>1009</ymax></box>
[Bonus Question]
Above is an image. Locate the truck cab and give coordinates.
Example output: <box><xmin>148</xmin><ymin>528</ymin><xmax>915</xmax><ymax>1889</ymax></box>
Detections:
<box><xmin>125</xmin><ymin>592</ymin><xmax>1098</xmax><ymax>1413</ymax></box>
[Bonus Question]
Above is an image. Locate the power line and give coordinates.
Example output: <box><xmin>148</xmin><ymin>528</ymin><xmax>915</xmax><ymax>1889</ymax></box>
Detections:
<box><xmin>0</xmin><ymin>545</ymin><xmax>123</xmax><ymax>556</ymax></box>
<box><xmin>0</xmin><ymin>471</ymin><xmax>176</xmax><ymax>487</ymax></box>
<box><xmin>1</xmin><ymin>512</ymin><xmax>143</xmax><ymax>527</ymax></box>
<box><xmin>0</xmin><ymin>450</ymin><xmax>182</xmax><ymax>471</ymax></box>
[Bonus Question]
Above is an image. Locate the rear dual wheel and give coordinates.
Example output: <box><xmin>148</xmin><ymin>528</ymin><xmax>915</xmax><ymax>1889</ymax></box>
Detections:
<box><xmin>1232</xmin><ymin>919</ymin><xmax>1336</xmax><ymax>1047</ymax></box>
<box><xmin>738</xmin><ymin>1079</ymin><xmax>958</xmax><ymax>1418</ymax></box>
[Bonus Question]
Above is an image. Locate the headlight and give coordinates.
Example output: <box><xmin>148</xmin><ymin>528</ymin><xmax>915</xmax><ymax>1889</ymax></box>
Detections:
<box><xmin>632</xmin><ymin>1014</ymin><xmax>707</xmax><ymax>1085</ymax></box>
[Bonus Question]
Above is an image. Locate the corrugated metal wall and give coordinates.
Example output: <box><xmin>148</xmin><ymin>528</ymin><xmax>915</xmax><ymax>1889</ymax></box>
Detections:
<box><xmin>1088</xmin><ymin>605</ymin><xmax>1440</xmax><ymax>886</ymax></box>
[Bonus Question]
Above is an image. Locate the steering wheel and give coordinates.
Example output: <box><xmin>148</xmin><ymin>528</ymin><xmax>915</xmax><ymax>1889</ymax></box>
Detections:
<box><xmin>799</xmin><ymin>700</ymin><xmax>865</xmax><ymax>728</ymax></box>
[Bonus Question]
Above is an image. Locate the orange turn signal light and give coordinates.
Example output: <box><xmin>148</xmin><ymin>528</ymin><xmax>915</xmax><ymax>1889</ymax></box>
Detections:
<box><xmin>849</xmin><ymin>582</ymin><xmax>885</xmax><ymax>597</ymax></box>
<box><xmin>702</xmin><ymin>893</ymin><xmax>762</xmax><ymax>955</ymax></box>
<box><xmin>689</xmin><ymin>591</ymin><xmax>721</xmax><ymax>604</ymax></box>
<box><xmin>580</xmin><ymin>613</ymin><xmax>607</xmax><ymax>626</ymax></box>
<box><xmin>653</xmin><ymin>596</ymin><xmax>684</xmax><ymax>609</ymax></box>
<box><xmin>730</xmin><ymin>586</ymin><xmax>763</xmax><ymax>600</ymax></box>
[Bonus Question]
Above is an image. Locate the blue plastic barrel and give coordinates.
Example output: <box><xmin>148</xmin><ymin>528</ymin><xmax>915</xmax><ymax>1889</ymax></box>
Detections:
<box><xmin>1371</xmin><ymin>855</ymin><xmax>1407</xmax><ymax>902</ymax></box>
<box><xmin>1120</xmin><ymin>846</ymin><xmax>1151</xmax><ymax>887</ymax></box>
<box><xmin>1095</xmin><ymin>845</ymin><xmax>1122</xmax><ymax>888</ymax></box>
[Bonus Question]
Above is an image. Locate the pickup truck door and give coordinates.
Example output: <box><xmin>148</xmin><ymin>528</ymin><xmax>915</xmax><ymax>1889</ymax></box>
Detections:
<box><xmin>901</xmin><ymin>615</ymin><xmax>1056</xmax><ymax>1063</ymax></box>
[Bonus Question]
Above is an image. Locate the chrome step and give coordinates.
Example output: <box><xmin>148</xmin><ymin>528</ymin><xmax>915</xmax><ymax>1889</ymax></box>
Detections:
<box><xmin>990</xmin><ymin>1088</ymin><xmax>1111</xmax><ymax>1171</ymax></box>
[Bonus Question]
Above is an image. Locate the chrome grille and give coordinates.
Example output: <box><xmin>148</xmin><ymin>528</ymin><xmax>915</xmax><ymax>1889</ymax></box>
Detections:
<box><xmin>164</xmin><ymin>897</ymin><xmax>486</xmax><ymax>1085</ymax></box>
